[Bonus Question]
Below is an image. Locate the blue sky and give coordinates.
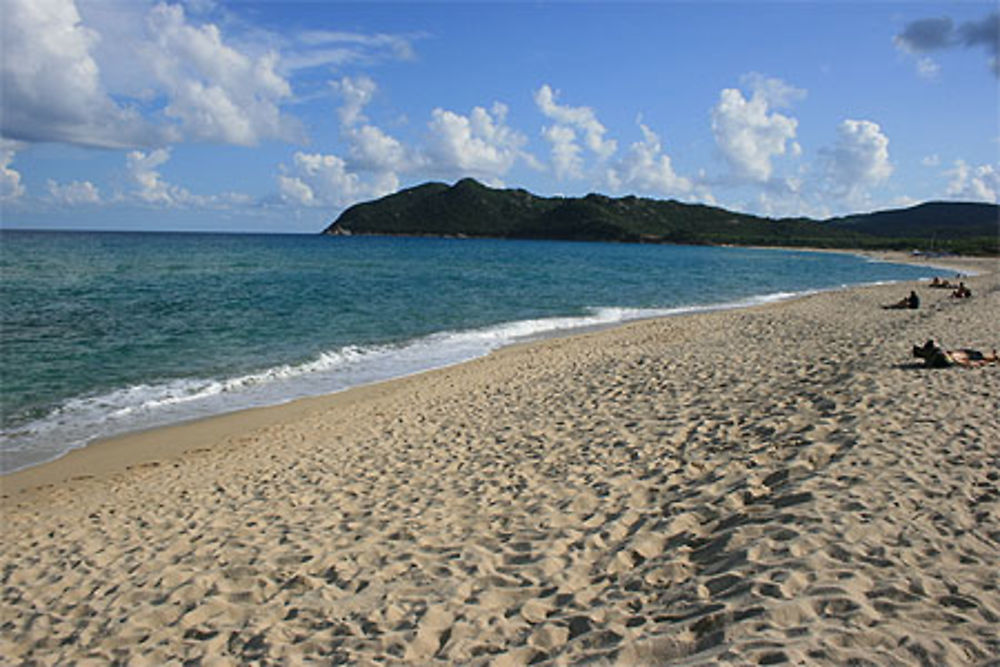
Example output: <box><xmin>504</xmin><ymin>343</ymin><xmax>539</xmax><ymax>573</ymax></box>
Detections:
<box><xmin>1</xmin><ymin>1</ymin><xmax>997</xmax><ymax>233</ymax></box>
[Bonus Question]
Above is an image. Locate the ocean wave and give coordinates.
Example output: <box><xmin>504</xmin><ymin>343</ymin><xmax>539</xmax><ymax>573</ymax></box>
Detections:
<box><xmin>0</xmin><ymin>285</ymin><xmax>866</xmax><ymax>473</ymax></box>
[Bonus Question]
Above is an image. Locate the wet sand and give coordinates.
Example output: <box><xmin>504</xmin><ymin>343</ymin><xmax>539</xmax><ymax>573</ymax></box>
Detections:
<box><xmin>2</xmin><ymin>255</ymin><xmax>997</xmax><ymax>664</ymax></box>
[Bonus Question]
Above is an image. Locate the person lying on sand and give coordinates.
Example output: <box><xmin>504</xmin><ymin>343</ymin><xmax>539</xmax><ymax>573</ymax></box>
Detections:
<box><xmin>883</xmin><ymin>290</ymin><xmax>920</xmax><ymax>310</ymax></box>
<box><xmin>929</xmin><ymin>276</ymin><xmax>954</xmax><ymax>288</ymax></box>
<box><xmin>912</xmin><ymin>339</ymin><xmax>999</xmax><ymax>368</ymax></box>
<box><xmin>951</xmin><ymin>282</ymin><xmax>972</xmax><ymax>298</ymax></box>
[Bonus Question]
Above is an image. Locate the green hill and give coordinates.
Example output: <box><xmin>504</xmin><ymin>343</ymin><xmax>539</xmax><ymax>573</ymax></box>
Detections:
<box><xmin>324</xmin><ymin>179</ymin><xmax>999</xmax><ymax>254</ymax></box>
<box><xmin>826</xmin><ymin>201</ymin><xmax>998</xmax><ymax>239</ymax></box>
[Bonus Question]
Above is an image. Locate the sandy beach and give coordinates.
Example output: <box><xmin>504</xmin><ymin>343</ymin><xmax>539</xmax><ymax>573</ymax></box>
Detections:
<box><xmin>2</xmin><ymin>254</ymin><xmax>997</xmax><ymax>665</ymax></box>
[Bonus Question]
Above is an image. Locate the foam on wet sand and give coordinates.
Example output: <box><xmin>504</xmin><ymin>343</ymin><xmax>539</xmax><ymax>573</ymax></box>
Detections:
<box><xmin>2</xmin><ymin>254</ymin><xmax>997</xmax><ymax>664</ymax></box>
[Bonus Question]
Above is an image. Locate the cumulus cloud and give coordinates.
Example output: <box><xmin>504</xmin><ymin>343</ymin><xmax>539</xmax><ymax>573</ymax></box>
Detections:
<box><xmin>425</xmin><ymin>103</ymin><xmax>528</xmax><ymax>181</ymax></box>
<box><xmin>344</xmin><ymin>125</ymin><xmax>410</xmax><ymax>173</ymax></box>
<box><xmin>895</xmin><ymin>12</ymin><xmax>1000</xmax><ymax>76</ymax></box>
<box><xmin>323</xmin><ymin>75</ymin><xmax>419</xmax><ymax>198</ymax></box>
<box><xmin>331</xmin><ymin>76</ymin><xmax>377</xmax><ymax>127</ymax></box>
<box><xmin>330</xmin><ymin>76</ymin><xmax>417</xmax><ymax>175</ymax></box>
<box><xmin>535</xmin><ymin>85</ymin><xmax>617</xmax><ymax>176</ymax></box>
<box><xmin>1</xmin><ymin>0</ymin><xmax>303</xmax><ymax>149</ymax></box>
<box><xmin>822</xmin><ymin>119</ymin><xmax>893</xmax><ymax>204</ymax></box>
<box><xmin>47</xmin><ymin>179</ymin><xmax>101</xmax><ymax>205</ymax></box>
<box><xmin>533</xmin><ymin>85</ymin><xmax>700</xmax><ymax>196</ymax></box>
<box><xmin>605</xmin><ymin>122</ymin><xmax>694</xmax><ymax>197</ymax></box>
<box><xmin>1</xmin><ymin>146</ymin><xmax>26</xmax><ymax>201</ymax></box>
<box><xmin>278</xmin><ymin>76</ymin><xmax>409</xmax><ymax>208</ymax></box>
<box><xmin>738</xmin><ymin>72</ymin><xmax>807</xmax><ymax>109</ymax></box>
<box><xmin>278</xmin><ymin>152</ymin><xmax>398</xmax><ymax>208</ymax></box>
<box><xmin>145</xmin><ymin>3</ymin><xmax>298</xmax><ymax>146</ymax></box>
<box><xmin>278</xmin><ymin>153</ymin><xmax>358</xmax><ymax>206</ymax></box>
<box><xmin>276</xmin><ymin>173</ymin><xmax>317</xmax><ymax>207</ymax></box>
<box><xmin>945</xmin><ymin>160</ymin><xmax>1000</xmax><ymax>202</ymax></box>
<box><xmin>753</xmin><ymin>178</ymin><xmax>830</xmax><ymax>220</ymax></box>
<box><xmin>126</xmin><ymin>148</ymin><xmax>180</xmax><ymax>204</ymax></box>
<box><xmin>283</xmin><ymin>76</ymin><xmax>531</xmax><ymax>210</ymax></box>
<box><xmin>351</xmin><ymin>126</ymin><xmax>418</xmax><ymax>176</ymax></box>
<box><xmin>710</xmin><ymin>75</ymin><xmax>804</xmax><ymax>183</ymax></box>
<box><xmin>0</xmin><ymin>0</ymin><xmax>158</xmax><ymax>147</ymax></box>
<box><xmin>543</xmin><ymin>125</ymin><xmax>584</xmax><ymax>180</ymax></box>
<box><xmin>123</xmin><ymin>147</ymin><xmax>250</xmax><ymax>207</ymax></box>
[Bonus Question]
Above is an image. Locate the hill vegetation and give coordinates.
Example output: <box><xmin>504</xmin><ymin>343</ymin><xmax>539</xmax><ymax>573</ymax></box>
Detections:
<box><xmin>324</xmin><ymin>178</ymin><xmax>999</xmax><ymax>254</ymax></box>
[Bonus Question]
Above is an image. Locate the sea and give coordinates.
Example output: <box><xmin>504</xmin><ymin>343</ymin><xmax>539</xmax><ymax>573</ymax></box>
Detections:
<box><xmin>1</xmin><ymin>230</ymin><xmax>938</xmax><ymax>474</ymax></box>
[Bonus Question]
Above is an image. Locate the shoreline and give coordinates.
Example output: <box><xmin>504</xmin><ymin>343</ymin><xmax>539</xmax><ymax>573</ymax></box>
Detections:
<box><xmin>2</xmin><ymin>253</ymin><xmax>996</xmax><ymax>663</ymax></box>
<box><xmin>2</xmin><ymin>250</ymin><xmax>983</xmax><ymax>495</ymax></box>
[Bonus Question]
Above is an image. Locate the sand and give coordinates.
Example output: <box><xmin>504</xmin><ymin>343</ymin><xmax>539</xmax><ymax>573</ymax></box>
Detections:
<box><xmin>2</xmin><ymin>254</ymin><xmax>998</xmax><ymax>665</ymax></box>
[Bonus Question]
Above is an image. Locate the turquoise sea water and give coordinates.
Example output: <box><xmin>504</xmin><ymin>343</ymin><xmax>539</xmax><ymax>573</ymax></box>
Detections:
<box><xmin>1</xmin><ymin>231</ymin><xmax>935</xmax><ymax>473</ymax></box>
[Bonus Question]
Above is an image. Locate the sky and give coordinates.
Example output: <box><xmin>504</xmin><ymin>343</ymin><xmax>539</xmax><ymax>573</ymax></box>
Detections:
<box><xmin>1</xmin><ymin>1</ymin><xmax>998</xmax><ymax>233</ymax></box>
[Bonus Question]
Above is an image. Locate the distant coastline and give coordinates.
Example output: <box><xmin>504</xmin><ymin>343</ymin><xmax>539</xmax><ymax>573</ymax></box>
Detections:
<box><xmin>323</xmin><ymin>178</ymin><xmax>999</xmax><ymax>255</ymax></box>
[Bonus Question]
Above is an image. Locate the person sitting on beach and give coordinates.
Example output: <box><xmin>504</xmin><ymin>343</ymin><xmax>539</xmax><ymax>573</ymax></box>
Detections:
<box><xmin>951</xmin><ymin>282</ymin><xmax>972</xmax><ymax>298</ymax></box>
<box><xmin>912</xmin><ymin>339</ymin><xmax>999</xmax><ymax>368</ymax></box>
<box><xmin>929</xmin><ymin>276</ymin><xmax>954</xmax><ymax>288</ymax></box>
<box><xmin>883</xmin><ymin>290</ymin><xmax>920</xmax><ymax>310</ymax></box>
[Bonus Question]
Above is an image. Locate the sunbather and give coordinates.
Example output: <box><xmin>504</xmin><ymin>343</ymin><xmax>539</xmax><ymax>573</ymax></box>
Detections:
<box><xmin>912</xmin><ymin>339</ymin><xmax>998</xmax><ymax>368</ymax></box>
<box><xmin>883</xmin><ymin>290</ymin><xmax>920</xmax><ymax>310</ymax></box>
<box><xmin>951</xmin><ymin>282</ymin><xmax>972</xmax><ymax>298</ymax></box>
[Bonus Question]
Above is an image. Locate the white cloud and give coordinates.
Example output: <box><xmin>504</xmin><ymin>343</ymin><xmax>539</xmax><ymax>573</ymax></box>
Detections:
<box><xmin>300</xmin><ymin>31</ymin><xmax>416</xmax><ymax>60</ymax></box>
<box><xmin>0</xmin><ymin>0</ymin><xmax>157</xmax><ymax>147</ymax></box>
<box><xmin>1</xmin><ymin>0</ymin><xmax>302</xmax><ymax>148</ymax></box>
<box><xmin>606</xmin><ymin>122</ymin><xmax>694</xmax><ymax>197</ymax></box>
<box><xmin>123</xmin><ymin>147</ymin><xmax>249</xmax><ymax>208</ymax></box>
<box><xmin>47</xmin><ymin>179</ymin><xmax>101</xmax><ymax>204</ymax></box>
<box><xmin>289</xmin><ymin>30</ymin><xmax>419</xmax><ymax>71</ymax></box>
<box><xmin>331</xmin><ymin>76</ymin><xmax>416</xmax><ymax>174</ymax></box>
<box><xmin>332</xmin><ymin>76</ymin><xmax>377</xmax><ymax>127</ymax></box>
<box><xmin>535</xmin><ymin>85</ymin><xmax>617</xmax><ymax>163</ymax></box>
<box><xmin>319</xmin><ymin>75</ymin><xmax>419</xmax><ymax>205</ymax></box>
<box><xmin>917</xmin><ymin>57</ymin><xmax>941</xmax><ymax>79</ymax></box>
<box><xmin>126</xmin><ymin>148</ymin><xmax>178</xmax><ymax>204</ymax></box>
<box><xmin>145</xmin><ymin>3</ymin><xmax>297</xmax><ymax>146</ymax></box>
<box><xmin>278</xmin><ymin>152</ymin><xmax>398</xmax><ymax>208</ymax></box>
<box><xmin>346</xmin><ymin>125</ymin><xmax>413</xmax><ymax>173</ymax></box>
<box><xmin>945</xmin><ymin>160</ymin><xmax>999</xmax><ymax>201</ymax></box>
<box><xmin>921</xmin><ymin>154</ymin><xmax>941</xmax><ymax>167</ymax></box>
<box><xmin>739</xmin><ymin>72</ymin><xmax>806</xmax><ymax>109</ymax></box>
<box><xmin>277</xmin><ymin>174</ymin><xmax>316</xmax><ymax>206</ymax></box>
<box><xmin>543</xmin><ymin>125</ymin><xmax>584</xmax><ymax>181</ymax></box>
<box><xmin>285</xmin><ymin>78</ymin><xmax>530</xmax><ymax>211</ymax></box>
<box><xmin>1</xmin><ymin>147</ymin><xmax>26</xmax><ymax>201</ymax></box>
<box><xmin>425</xmin><ymin>103</ymin><xmax>527</xmax><ymax>180</ymax></box>
<box><xmin>710</xmin><ymin>76</ymin><xmax>803</xmax><ymax>183</ymax></box>
<box><xmin>755</xmin><ymin>186</ymin><xmax>829</xmax><ymax>220</ymax></box>
<box><xmin>823</xmin><ymin>119</ymin><xmax>893</xmax><ymax>204</ymax></box>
